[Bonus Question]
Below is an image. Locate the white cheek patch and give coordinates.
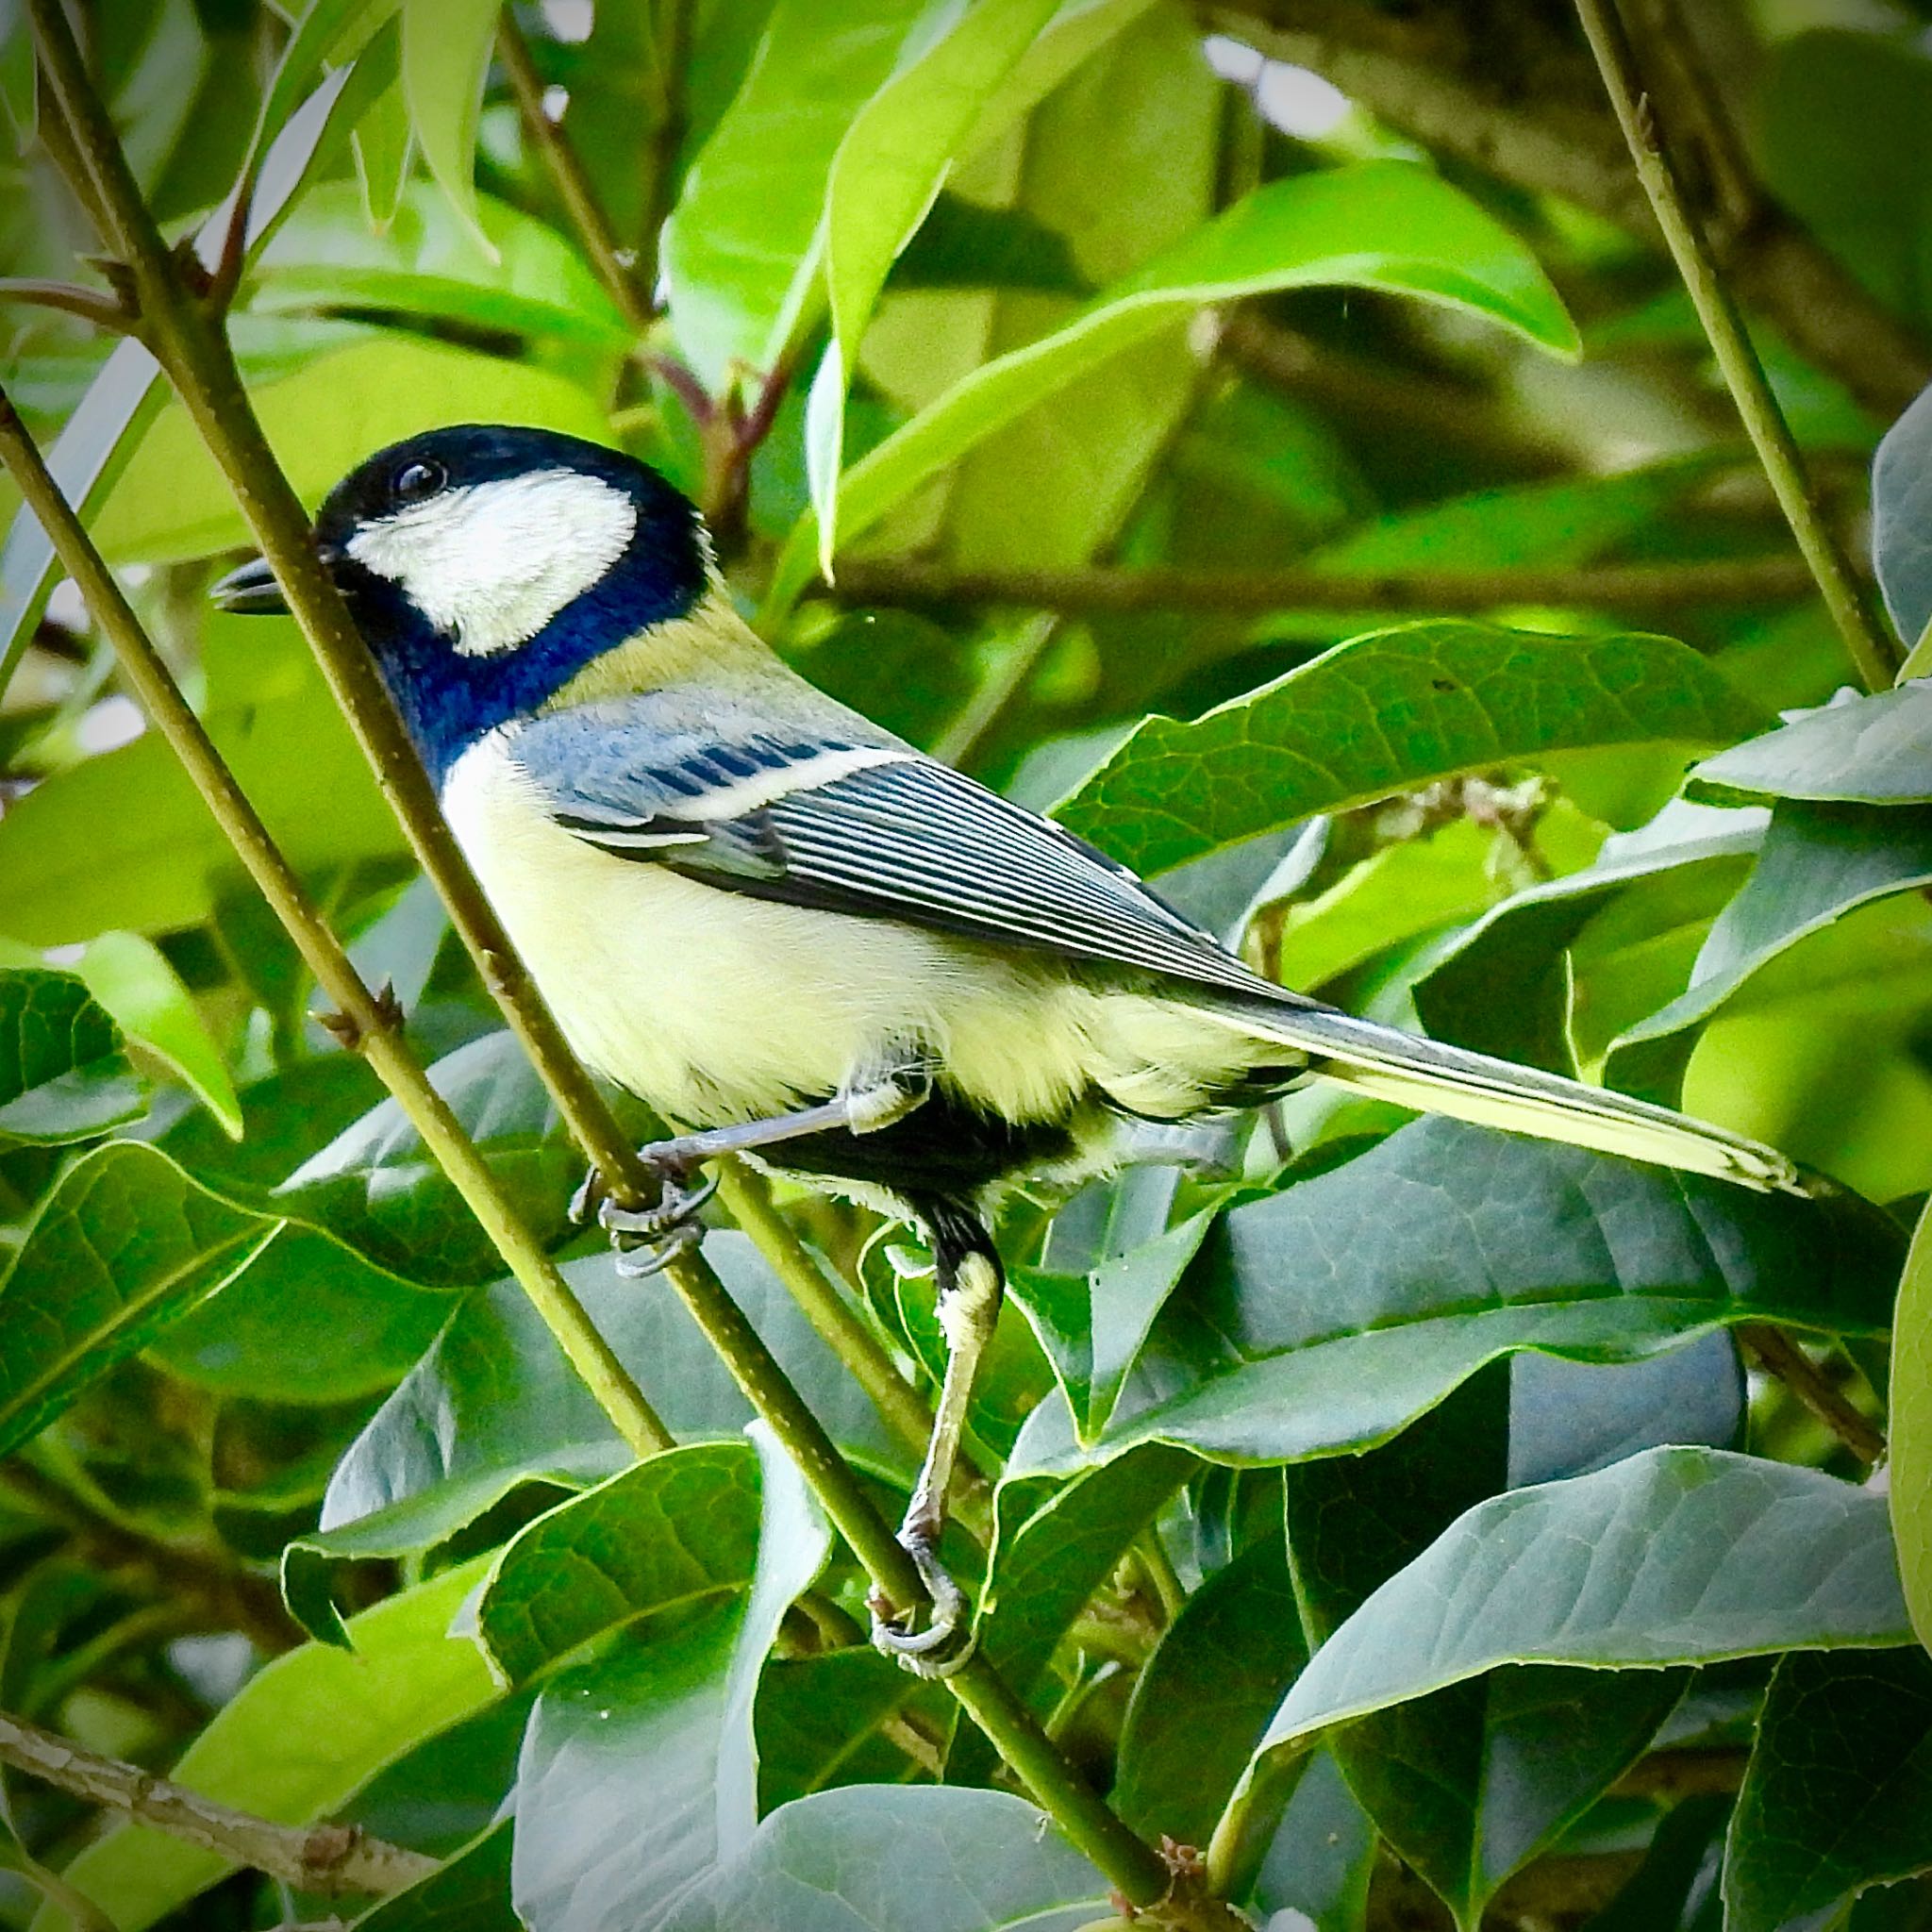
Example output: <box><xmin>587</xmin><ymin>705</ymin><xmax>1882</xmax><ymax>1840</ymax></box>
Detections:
<box><xmin>346</xmin><ymin>469</ymin><xmax>639</xmax><ymax>657</ymax></box>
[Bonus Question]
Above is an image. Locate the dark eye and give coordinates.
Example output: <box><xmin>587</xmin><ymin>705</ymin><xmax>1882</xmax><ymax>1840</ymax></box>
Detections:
<box><xmin>392</xmin><ymin>458</ymin><xmax>446</xmax><ymax>504</ymax></box>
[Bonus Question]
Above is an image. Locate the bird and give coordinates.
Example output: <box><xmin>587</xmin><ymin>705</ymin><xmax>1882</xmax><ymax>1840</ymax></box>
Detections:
<box><xmin>214</xmin><ymin>423</ymin><xmax>1807</xmax><ymax>1674</ymax></box>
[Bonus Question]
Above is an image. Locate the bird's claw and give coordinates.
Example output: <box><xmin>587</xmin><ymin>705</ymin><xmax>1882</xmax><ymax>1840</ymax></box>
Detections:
<box><xmin>594</xmin><ymin>1158</ymin><xmax>720</xmax><ymax>1276</ymax></box>
<box><xmin>868</xmin><ymin>1530</ymin><xmax>975</xmax><ymax>1678</ymax></box>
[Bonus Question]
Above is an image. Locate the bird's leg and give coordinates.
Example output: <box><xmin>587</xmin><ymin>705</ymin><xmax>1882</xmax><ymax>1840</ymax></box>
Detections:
<box><xmin>589</xmin><ymin>1069</ymin><xmax>930</xmax><ymax>1275</ymax></box>
<box><xmin>871</xmin><ymin>1205</ymin><xmax>1003</xmax><ymax>1677</ymax></box>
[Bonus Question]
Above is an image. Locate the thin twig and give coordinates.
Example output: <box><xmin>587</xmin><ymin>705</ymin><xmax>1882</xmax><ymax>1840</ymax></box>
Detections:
<box><xmin>0</xmin><ymin>385</ymin><xmax>673</xmax><ymax>1470</ymax></box>
<box><xmin>0</xmin><ymin>278</ymin><xmax>135</xmax><ymax>332</ymax></box>
<box><xmin>0</xmin><ymin>1707</ymin><xmax>436</xmax><ymax>1897</ymax></box>
<box><xmin>1737</xmin><ymin>1322</ymin><xmax>1886</xmax><ymax>1466</ymax></box>
<box><xmin>20</xmin><ymin>8</ymin><xmax>1182</xmax><ymax>1902</ymax></box>
<box><xmin>499</xmin><ymin>14</ymin><xmax>654</xmax><ymax>335</ymax></box>
<box><xmin>1573</xmin><ymin>0</ymin><xmax>1900</xmax><ymax>694</ymax></box>
<box><xmin>829</xmin><ymin>554</ymin><xmax>1818</xmax><ymax>621</ymax></box>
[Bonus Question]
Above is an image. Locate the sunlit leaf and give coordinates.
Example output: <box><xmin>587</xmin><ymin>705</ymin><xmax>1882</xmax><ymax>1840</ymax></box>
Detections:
<box><xmin>771</xmin><ymin>162</ymin><xmax>1579</xmax><ymax>608</ymax></box>
<box><xmin>0</xmin><ymin>967</ymin><xmax>141</xmax><ymax>1146</ymax></box>
<box><xmin>398</xmin><ymin>0</ymin><xmax>499</xmax><ymax>258</ymax></box>
<box><xmin>33</xmin><ymin>1563</ymin><xmax>495</xmax><ymax>1932</ymax></box>
<box><xmin>1891</xmin><ymin>1199</ymin><xmax>1932</xmax><ymax>1657</ymax></box>
<box><xmin>1690</xmin><ymin>684</ymin><xmax>1932</xmax><ymax>807</ymax></box>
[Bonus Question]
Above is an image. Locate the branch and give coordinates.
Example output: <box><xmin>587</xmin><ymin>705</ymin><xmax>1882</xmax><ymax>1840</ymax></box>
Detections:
<box><xmin>17</xmin><ymin>8</ymin><xmax>1183</xmax><ymax>1906</ymax></box>
<box><xmin>0</xmin><ymin>278</ymin><xmax>136</xmax><ymax>333</ymax></box>
<box><xmin>826</xmin><ymin>554</ymin><xmax>1817</xmax><ymax>618</ymax></box>
<box><xmin>499</xmin><ymin>15</ymin><xmax>655</xmax><ymax>336</ymax></box>
<box><xmin>1572</xmin><ymin>0</ymin><xmax>1899</xmax><ymax>693</ymax></box>
<box><xmin>0</xmin><ymin>1707</ymin><xmax>436</xmax><ymax>1897</ymax></box>
<box><xmin>1201</xmin><ymin>0</ymin><xmax>1932</xmax><ymax>422</ymax></box>
<box><xmin>1736</xmin><ymin>1322</ymin><xmax>1887</xmax><ymax>1466</ymax></box>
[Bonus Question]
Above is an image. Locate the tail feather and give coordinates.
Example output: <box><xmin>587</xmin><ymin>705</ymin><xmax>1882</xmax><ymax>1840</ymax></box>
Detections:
<box><xmin>1208</xmin><ymin>990</ymin><xmax>1808</xmax><ymax>1197</ymax></box>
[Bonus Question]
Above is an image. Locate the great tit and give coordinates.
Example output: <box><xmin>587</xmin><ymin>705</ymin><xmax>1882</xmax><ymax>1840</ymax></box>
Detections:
<box><xmin>215</xmin><ymin>424</ymin><xmax>1805</xmax><ymax>1672</ymax></box>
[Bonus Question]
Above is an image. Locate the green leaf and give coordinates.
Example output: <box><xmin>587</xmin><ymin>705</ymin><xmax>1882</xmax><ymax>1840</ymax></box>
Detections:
<box><xmin>808</xmin><ymin>0</ymin><xmax>1061</xmax><ymax>566</ymax></box>
<box><xmin>1052</xmin><ymin>620</ymin><xmax>1766</xmax><ymax>878</ymax></box>
<box><xmin>770</xmin><ymin>161</ymin><xmax>1579</xmax><ymax>606</ymax></box>
<box><xmin>756</xmin><ymin>1646</ymin><xmax>937</xmax><ymax>1809</ymax></box>
<box><xmin>661</xmin><ymin>0</ymin><xmax>932</xmax><ymax>392</ymax></box>
<box><xmin>1411</xmin><ymin>821</ymin><xmax>1761</xmax><ymax>1074</ymax></box>
<box><xmin>398</xmin><ymin>0</ymin><xmax>498</xmax><ymax>257</ymax></box>
<box><xmin>92</xmin><ymin>335</ymin><xmax>612</xmax><ymax>564</ymax></box>
<box><xmin>1008</xmin><ymin>1206</ymin><xmax>1216</xmax><ymax>1440</ymax></box>
<box><xmin>1249</xmin><ymin>1751</ymin><xmax>1377</xmax><ymax>1932</ymax></box>
<box><xmin>978</xmin><ymin>1443</ymin><xmax>1194</xmax><ymax>1698</ymax></box>
<box><xmin>1007</xmin><ymin>1116</ymin><xmax>1898</xmax><ymax>1476</ymax></box>
<box><xmin>1891</xmin><ymin>1200</ymin><xmax>1932</xmax><ymax>1657</ymax></box>
<box><xmin>0</xmin><ymin>969</ymin><xmax>141</xmax><ymax>1146</ymax></box>
<box><xmin>473</xmin><ymin>1442</ymin><xmax>764</xmax><ymax>1685</ymax></box>
<box><xmin>34</xmin><ymin>1561</ymin><xmax>496</xmax><ymax>1932</ymax></box>
<box><xmin>0</xmin><ymin>623</ymin><xmax>403</xmax><ymax>943</ymax></box>
<box><xmin>357</xmin><ymin>1822</ymin><xmax>516</xmax><ymax>1932</ymax></box>
<box><xmin>1605</xmin><ymin>802</ymin><xmax>1932</xmax><ymax>1104</ymax></box>
<box><xmin>1115</xmin><ymin>1533</ymin><xmax>1307</xmax><ymax>1849</ymax></box>
<box><xmin>71</xmin><ymin>931</ymin><xmax>241</xmax><ymax>1138</ymax></box>
<box><xmin>1874</xmin><ymin>358</ymin><xmax>1932</xmax><ymax>649</ymax></box>
<box><xmin>1249</xmin><ymin>1446</ymin><xmax>1909</xmax><ymax>1759</ymax></box>
<box><xmin>1690</xmin><ymin>684</ymin><xmax>1932</xmax><ymax>807</ymax></box>
<box><xmin>274</xmin><ymin>1029</ymin><xmax>585</xmax><ymax>1288</ymax></box>
<box><xmin>249</xmin><ymin>181</ymin><xmax>630</xmax><ymax>346</ymax></box>
<box><xmin>0</xmin><ymin>1141</ymin><xmax>274</xmax><ymax>1459</ymax></box>
<box><xmin>661</xmin><ymin>1786</ymin><xmax>1108</xmax><ymax>1932</ymax></box>
<box><xmin>288</xmin><ymin>1235</ymin><xmax>904</xmax><ymax>1636</ymax></box>
<box><xmin>511</xmin><ymin>1427</ymin><xmax>828</xmax><ymax>1932</ymax></box>
<box><xmin>1724</xmin><ymin>1648</ymin><xmax>1932</xmax><ymax>1932</ymax></box>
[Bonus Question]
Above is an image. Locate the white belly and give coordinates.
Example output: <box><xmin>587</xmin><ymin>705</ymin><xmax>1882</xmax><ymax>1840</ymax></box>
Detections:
<box><xmin>440</xmin><ymin>734</ymin><xmax>1150</xmax><ymax>1130</ymax></box>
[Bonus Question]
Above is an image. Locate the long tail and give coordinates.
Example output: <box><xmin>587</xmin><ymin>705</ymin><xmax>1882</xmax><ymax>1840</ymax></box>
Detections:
<box><xmin>1205</xmin><ymin>989</ymin><xmax>1809</xmax><ymax>1197</ymax></box>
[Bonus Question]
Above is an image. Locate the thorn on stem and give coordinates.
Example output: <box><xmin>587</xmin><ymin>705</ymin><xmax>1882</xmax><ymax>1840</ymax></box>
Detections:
<box><xmin>310</xmin><ymin>980</ymin><xmax>404</xmax><ymax>1053</ymax></box>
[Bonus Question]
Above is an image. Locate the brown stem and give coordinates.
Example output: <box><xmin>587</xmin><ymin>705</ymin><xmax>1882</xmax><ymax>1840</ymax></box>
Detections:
<box><xmin>499</xmin><ymin>14</ymin><xmax>655</xmax><ymax>335</ymax></box>
<box><xmin>1736</xmin><ymin>1323</ymin><xmax>1886</xmax><ymax>1466</ymax></box>
<box><xmin>0</xmin><ymin>1707</ymin><xmax>436</xmax><ymax>1897</ymax></box>
<box><xmin>826</xmin><ymin>554</ymin><xmax>1816</xmax><ymax>619</ymax></box>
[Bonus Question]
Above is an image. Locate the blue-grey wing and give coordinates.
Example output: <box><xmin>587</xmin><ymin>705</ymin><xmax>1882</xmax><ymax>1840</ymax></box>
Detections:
<box><xmin>511</xmin><ymin>711</ymin><xmax>1278</xmax><ymax>1002</ymax></box>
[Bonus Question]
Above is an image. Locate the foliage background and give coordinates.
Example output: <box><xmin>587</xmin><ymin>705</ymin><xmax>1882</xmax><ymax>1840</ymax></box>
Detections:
<box><xmin>2</xmin><ymin>0</ymin><xmax>1932</xmax><ymax>1929</ymax></box>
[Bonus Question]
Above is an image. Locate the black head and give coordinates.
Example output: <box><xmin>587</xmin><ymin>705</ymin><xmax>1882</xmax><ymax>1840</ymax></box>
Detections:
<box><xmin>215</xmin><ymin>425</ymin><xmax>710</xmax><ymax>781</ymax></box>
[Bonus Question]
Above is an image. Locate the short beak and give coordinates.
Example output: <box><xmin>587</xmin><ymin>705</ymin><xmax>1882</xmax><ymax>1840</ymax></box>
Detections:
<box><xmin>209</xmin><ymin>545</ymin><xmax>343</xmax><ymax>616</ymax></box>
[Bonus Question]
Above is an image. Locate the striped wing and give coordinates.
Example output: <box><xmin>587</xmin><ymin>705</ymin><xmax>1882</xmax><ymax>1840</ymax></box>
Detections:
<box><xmin>553</xmin><ymin>750</ymin><xmax>1280</xmax><ymax>1002</ymax></box>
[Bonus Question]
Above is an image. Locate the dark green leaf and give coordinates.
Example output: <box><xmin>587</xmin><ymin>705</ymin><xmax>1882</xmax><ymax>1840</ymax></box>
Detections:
<box><xmin>0</xmin><ymin>1142</ymin><xmax>273</xmax><ymax>1459</ymax></box>
<box><xmin>0</xmin><ymin>969</ymin><xmax>141</xmax><ymax>1146</ymax></box>
<box><xmin>661</xmin><ymin>1786</ymin><xmax>1108</xmax><ymax>1932</ymax></box>
<box><xmin>1115</xmin><ymin>1532</ymin><xmax>1307</xmax><ymax>1848</ymax></box>
<box><xmin>289</xmin><ymin>1234</ymin><xmax>903</xmax><ymax>1635</ymax></box>
<box><xmin>891</xmin><ymin>193</ymin><xmax>1089</xmax><ymax>293</ymax></box>
<box><xmin>1008</xmin><ymin>1117</ymin><xmax>1899</xmax><ymax>1475</ymax></box>
<box><xmin>356</xmin><ymin>1822</ymin><xmax>517</xmax><ymax>1932</ymax></box>
<box><xmin>756</xmin><ymin>1646</ymin><xmax>937</xmax><ymax>1809</ymax></box>
<box><xmin>1055</xmin><ymin>622</ymin><xmax>1766</xmax><ymax>878</ymax></box>
<box><xmin>1724</xmin><ymin>1648</ymin><xmax>1932</xmax><ymax>1932</ymax></box>
<box><xmin>1255</xmin><ymin>1446</ymin><xmax>1909</xmax><ymax>1756</ymax></box>
<box><xmin>510</xmin><ymin>1429</ymin><xmax>826</xmax><ymax>1932</ymax></box>
<box><xmin>1250</xmin><ymin>1750</ymin><xmax>1378</xmax><ymax>1932</ymax></box>
<box><xmin>474</xmin><ymin>1442</ymin><xmax>763</xmax><ymax>1685</ymax></box>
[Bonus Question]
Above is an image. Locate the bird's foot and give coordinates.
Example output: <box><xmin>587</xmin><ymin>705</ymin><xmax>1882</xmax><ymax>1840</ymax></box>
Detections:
<box><xmin>590</xmin><ymin>1152</ymin><xmax>721</xmax><ymax>1278</ymax></box>
<box><xmin>868</xmin><ymin>1524</ymin><xmax>975</xmax><ymax>1678</ymax></box>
